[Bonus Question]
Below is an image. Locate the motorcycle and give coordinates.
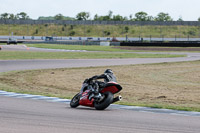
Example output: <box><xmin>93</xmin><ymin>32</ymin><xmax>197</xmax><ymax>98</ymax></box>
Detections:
<box><xmin>70</xmin><ymin>78</ymin><xmax>122</xmax><ymax>110</ymax></box>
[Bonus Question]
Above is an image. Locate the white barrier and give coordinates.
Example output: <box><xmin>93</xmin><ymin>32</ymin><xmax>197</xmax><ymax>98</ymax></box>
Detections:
<box><xmin>100</xmin><ymin>42</ymin><xmax>110</xmax><ymax>46</ymax></box>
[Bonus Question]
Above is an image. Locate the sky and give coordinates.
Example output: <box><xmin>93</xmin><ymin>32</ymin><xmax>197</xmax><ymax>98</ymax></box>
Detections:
<box><xmin>0</xmin><ymin>0</ymin><xmax>200</xmax><ymax>21</ymax></box>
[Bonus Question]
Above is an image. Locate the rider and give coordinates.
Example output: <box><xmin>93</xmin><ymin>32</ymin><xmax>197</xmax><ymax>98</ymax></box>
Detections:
<box><xmin>87</xmin><ymin>69</ymin><xmax>117</xmax><ymax>99</ymax></box>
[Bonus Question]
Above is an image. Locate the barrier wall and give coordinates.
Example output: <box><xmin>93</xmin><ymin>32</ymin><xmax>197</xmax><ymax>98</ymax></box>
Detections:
<box><xmin>0</xmin><ymin>20</ymin><xmax>200</xmax><ymax>26</ymax></box>
<box><xmin>24</xmin><ymin>41</ymin><xmax>120</xmax><ymax>46</ymax></box>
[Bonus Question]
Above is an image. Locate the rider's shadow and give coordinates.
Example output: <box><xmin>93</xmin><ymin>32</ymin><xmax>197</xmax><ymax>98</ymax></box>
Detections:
<box><xmin>66</xmin><ymin>106</ymin><xmax>113</xmax><ymax>111</ymax></box>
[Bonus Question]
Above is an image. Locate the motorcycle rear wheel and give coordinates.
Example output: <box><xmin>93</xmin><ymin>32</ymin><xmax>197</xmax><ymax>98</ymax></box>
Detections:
<box><xmin>94</xmin><ymin>91</ymin><xmax>113</xmax><ymax>110</ymax></box>
<box><xmin>70</xmin><ymin>93</ymin><xmax>80</xmax><ymax>108</ymax></box>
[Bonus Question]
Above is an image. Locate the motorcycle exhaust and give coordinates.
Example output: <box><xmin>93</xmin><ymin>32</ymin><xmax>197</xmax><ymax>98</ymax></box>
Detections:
<box><xmin>112</xmin><ymin>95</ymin><xmax>122</xmax><ymax>103</ymax></box>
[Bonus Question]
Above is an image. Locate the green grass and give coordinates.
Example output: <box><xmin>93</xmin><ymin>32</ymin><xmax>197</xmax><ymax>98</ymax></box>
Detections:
<box><xmin>0</xmin><ymin>61</ymin><xmax>200</xmax><ymax>112</ymax></box>
<box><xmin>25</xmin><ymin>44</ymin><xmax>129</xmax><ymax>52</ymax></box>
<box><xmin>1</xmin><ymin>24</ymin><xmax>200</xmax><ymax>38</ymax></box>
<box><xmin>0</xmin><ymin>51</ymin><xmax>185</xmax><ymax>60</ymax></box>
<box><xmin>119</xmin><ymin>102</ymin><xmax>200</xmax><ymax>112</ymax></box>
<box><xmin>25</xmin><ymin>44</ymin><xmax>200</xmax><ymax>53</ymax></box>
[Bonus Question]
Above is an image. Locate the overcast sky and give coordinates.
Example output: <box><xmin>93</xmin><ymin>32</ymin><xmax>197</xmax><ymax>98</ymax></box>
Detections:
<box><xmin>0</xmin><ymin>0</ymin><xmax>200</xmax><ymax>21</ymax></box>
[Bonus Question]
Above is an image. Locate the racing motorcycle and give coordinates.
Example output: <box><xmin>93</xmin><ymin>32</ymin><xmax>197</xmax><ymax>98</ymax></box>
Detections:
<box><xmin>70</xmin><ymin>78</ymin><xmax>122</xmax><ymax>110</ymax></box>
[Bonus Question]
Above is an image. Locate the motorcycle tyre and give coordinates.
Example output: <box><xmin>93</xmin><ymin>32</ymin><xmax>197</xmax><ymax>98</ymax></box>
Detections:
<box><xmin>94</xmin><ymin>91</ymin><xmax>113</xmax><ymax>110</ymax></box>
<box><xmin>70</xmin><ymin>93</ymin><xmax>80</xmax><ymax>108</ymax></box>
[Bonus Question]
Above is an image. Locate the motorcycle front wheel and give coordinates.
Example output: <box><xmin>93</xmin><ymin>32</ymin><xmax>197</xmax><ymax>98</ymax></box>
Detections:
<box><xmin>94</xmin><ymin>91</ymin><xmax>113</xmax><ymax>110</ymax></box>
<box><xmin>70</xmin><ymin>93</ymin><xmax>81</xmax><ymax>108</ymax></box>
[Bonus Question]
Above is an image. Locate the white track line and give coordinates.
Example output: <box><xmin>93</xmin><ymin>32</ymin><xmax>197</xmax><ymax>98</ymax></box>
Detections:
<box><xmin>1</xmin><ymin>90</ymin><xmax>200</xmax><ymax>117</ymax></box>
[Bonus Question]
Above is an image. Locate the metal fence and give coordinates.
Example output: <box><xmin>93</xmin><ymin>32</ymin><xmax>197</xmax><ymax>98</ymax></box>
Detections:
<box><xmin>0</xmin><ymin>20</ymin><xmax>200</xmax><ymax>26</ymax></box>
<box><xmin>24</xmin><ymin>40</ymin><xmax>120</xmax><ymax>46</ymax></box>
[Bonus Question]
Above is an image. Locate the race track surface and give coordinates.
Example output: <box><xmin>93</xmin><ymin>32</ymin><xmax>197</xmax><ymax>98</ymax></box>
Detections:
<box><xmin>1</xmin><ymin>96</ymin><xmax>200</xmax><ymax>133</ymax></box>
<box><xmin>1</xmin><ymin>45</ymin><xmax>200</xmax><ymax>133</ymax></box>
<box><xmin>1</xmin><ymin>45</ymin><xmax>200</xmax><ymax>73</ymax></box>
<box><xmin>1</xmin><ymin>55</ymin><xmax>200</xmax><ymax>72</ymax></box>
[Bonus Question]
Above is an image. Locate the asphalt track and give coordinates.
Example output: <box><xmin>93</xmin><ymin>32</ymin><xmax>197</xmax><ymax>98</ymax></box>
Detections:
<box><xmin>1</xmin><ymin>45</ymin><xmax>200</xmax><ymax>133</ymax></box>
<box><xmin>1</xmin><ymin>45</ymin><xmax>200</xmax><ymax>73</ymax></box>
<box><xmin>1</xmin><ymin>95</ymin><xmax>200</xmax><ymax>133</ymax></box>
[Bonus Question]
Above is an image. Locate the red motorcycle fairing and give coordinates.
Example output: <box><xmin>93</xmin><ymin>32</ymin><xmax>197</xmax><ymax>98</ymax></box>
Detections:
<box><xmin>79</xmin><ymin>81</ymin><xmax>122</xmax><ymax>107</ymax></box>
<box><xmin>100</xmin><ymin>82</ymin><xmax>122</xmax><ymax>94</ymax></box>
<box><xmin>79</xmin><ymin>90</ymin><xmax>94</xmax><ymax>107</ymax></box>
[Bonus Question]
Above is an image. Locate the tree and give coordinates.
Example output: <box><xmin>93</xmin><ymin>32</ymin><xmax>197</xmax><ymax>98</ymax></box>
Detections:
<box><xmin>94</xmin><ymin>14</ymin><xmax>99</xmax><ymax>20</ymax></box>
<box><xmin>198</xmin><ymin>17</ymin><xmax>200</xmax><ymax>21</ymax></box>
<box><xmin>155</xmin><ymin>12</ymin><xmax>173</xmax><ymax>21</ymax></box>
<box><xmin>76</xmin><ymin>12</ymin><xmax>90</xmax><ymax>20</ymax></box>
<box><xmin>134</xmin><ymin>11</ymin><xmax>148</xmax><ymax>21</ymax></box>
<box><xmin>93</xmin><ymin>11</ymin><xmax>112</xmax><ymax>21</ymax></box>
<box><xmin>147</xmin><ymin>16</ymin><xmax>154</xmax><ymax>21</ymax></box>
<box><xmin>8</xmin><ymin>14</ymin><xmax>16</xmax><ymax>19</ymax></box>
<box><xmin>177</xmin><ymin>16</ymin><xmax>183</xmax><ymax>21</ymax></box>
<box><xmin>93</xmin><ymin>15</ymin><xmax>109</xmax><ymax>21</ymax></box>
<box><xmin>0</xmin><ymin>13</ymin><xmax>9</xmax><ymax>19</ymax></box>
<box><xmin>108</xmin><ymin>10</ymin><xmax>113</xmax><ymax>20</ymax></box>
<box><xmin>99</xmin><ymin>16</ymin><xmax>110</xmax><ymax>21</ymax></box>
<box><xmin>54</xmin><ymin>14</ymin><xmax>64</xmax><ymax>20</ymax></box>
<box><xmin>17</xmin><ymin>12</ymin><xmax>30</xmax><ymax>20</ymax></box>
<box><xmin>38</xmin><ymin>16</ymin><xmax>55</xmax><ymax>20</ymax></box>
<box><xmin>112</xmin><ymin>15</ymin><xmax>126</xmax><ymax>21</ymax></box>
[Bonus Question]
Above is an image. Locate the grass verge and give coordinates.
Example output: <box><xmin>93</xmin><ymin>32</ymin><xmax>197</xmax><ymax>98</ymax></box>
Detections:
<box><xmin>0</xmin><ymin>61</ymin><xmax>200</xmax><ymax>112</ymax></box>
<box><xmin>25</xmin><ymin>44</ymin><xmax>131</xmax><ymax>52</ymax></box>
<box><xmin>0</xmin><ymin>24</ymin><xmax>199</xmax><ymax>38</ymax></box>
<box><xmin>25</xmin><ymin>44</ymin><xmax>200</xmax><ymax>52</ymax></box>
<box><xmin>0</xmin><ymin>51</ymin><xmax>185</xmax><ymax>60</ymax></box>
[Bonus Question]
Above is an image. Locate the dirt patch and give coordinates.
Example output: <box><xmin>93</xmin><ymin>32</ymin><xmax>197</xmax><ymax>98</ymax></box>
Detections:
<box><xmin>114</xmin><ymin>46</ymin><xmax>200</xmax><ymax>51</ymax></box>
<box><xmin>0</xmin><ymin>61</ymin><xmax>200</xmax><ymax>111</ymax></box>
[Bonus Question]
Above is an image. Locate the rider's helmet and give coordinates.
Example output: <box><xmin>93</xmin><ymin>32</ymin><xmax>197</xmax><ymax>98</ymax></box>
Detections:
<box><xmin>104</xmin><ymin>69</ymin><xmax>116</xmax><ymax>82</ymax></box>
<box><xmin>104</xmin><ymin>69</ymin><xmax>113</xmax><ymax>74</ymax></box>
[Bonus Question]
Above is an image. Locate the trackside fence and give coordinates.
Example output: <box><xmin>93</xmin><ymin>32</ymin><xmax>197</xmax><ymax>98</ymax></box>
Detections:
<box><xmin>0</xmin><ymin>20</ymin><xmax>200</xmax><ymax>26</ymax></box>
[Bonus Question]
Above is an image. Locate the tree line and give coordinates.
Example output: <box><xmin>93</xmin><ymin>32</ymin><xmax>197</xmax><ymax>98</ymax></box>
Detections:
<box><xmin>0</xmin><ymin>12</ymin><xmax>30</xmax><ymax>20</ymax></box>
<box><xmin>1</xmin><ymin>11</ymin><xmax>200</xmax><ymax>21</ymax></box>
